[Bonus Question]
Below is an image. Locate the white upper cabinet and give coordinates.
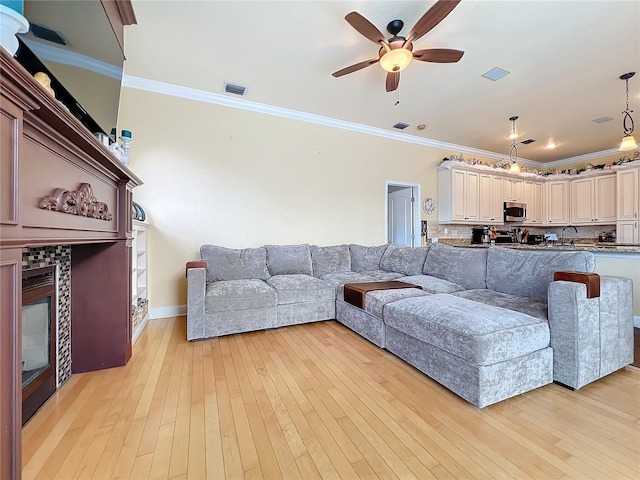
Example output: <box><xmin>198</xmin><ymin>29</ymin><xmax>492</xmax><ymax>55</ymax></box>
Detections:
<box><xmin>523</xmin><ymin>180</ymin><xmax>543</xmax><ymax>224</ymax></box>
<box><xmin>503</xmin><ymin>178</ymin><xmax>524</xmax><ymax>202</ymax></box>
<box><xmin>546</xmin><ymin>180</ymin><xmax>570</xmax><ymax>225</ymax></box>
<box><xmin>438</xmin><ymin>168</ymin><xmax>480</xmax><ymax>223</ymax></box>
<box><xmin>479</xmin><ymin>174</ymin><xmax>504</xmax><ymax>223</ymax></box>
<box><xmin>570</xmin><ymin>174</ymin><xmax>616</xmax><ymax>224</ymax></box>
<box><xmin>616</xmin><ymin>167</ymin><xmax>639</xmax><ymax>221</ymax></box>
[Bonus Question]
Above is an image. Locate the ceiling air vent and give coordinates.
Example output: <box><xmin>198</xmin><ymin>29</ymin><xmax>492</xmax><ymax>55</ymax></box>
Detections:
<box><xmin>224</xmin><ymin>82</ymin><xmax>247</xmax><ymax>96</ymax></box>
<box><xmin>30</xmin><ymin>23</ymin><xmax>67</xmax><ymax>45</ymax></box>
<box><xmin>592</xmin><ymin>116</ymin><xmax>613</xmax><ymax>124</ymax></box>
<box><xmin>520</xmin><ymin>139</ymin><xmax>536</xmax><ymax>144</ymax></box>
<box><xmin>393</xmin><ymin>122</ymin><xmax>410</xmax><ymax>130</ymax></box>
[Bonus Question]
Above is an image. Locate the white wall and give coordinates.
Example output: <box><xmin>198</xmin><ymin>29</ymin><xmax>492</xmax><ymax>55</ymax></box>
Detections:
<box><xmin>117</xmin><ymin>88</ymin><xmax>471</xmax><ymax>308</ymax></box>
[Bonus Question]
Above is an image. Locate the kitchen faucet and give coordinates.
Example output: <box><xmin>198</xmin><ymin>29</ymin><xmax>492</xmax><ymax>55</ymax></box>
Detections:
<box><xmin>561</xmin><ymin>225</ymin><xmax>578</xmax><ymax>246</ymax></box>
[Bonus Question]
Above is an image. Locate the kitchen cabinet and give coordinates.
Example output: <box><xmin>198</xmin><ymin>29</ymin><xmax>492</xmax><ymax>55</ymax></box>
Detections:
<box><xmin>479</xmin><ymin>174</ymin><xmax>504</xmax><ymax>223</ymax></box>
<box><xmin>617</xmin><ymin>220</ymin><xmax>638</xmax><ymax>243</ymax></box>
<box><xmin>545</xmin><ymin>180</ymin><xmax>570</xmax><ymax>225</ymax></box>
<box><xmin>523</xmin><ymin>180</ymin><xmax>543</xmax><ymax>224</ymax></box>
<box><xmin>617</xmin><ymin>167</ymin><xmax>639</xmax><ymax>221</ymax></box>
<box><xmin>503</xmin><ymin>178</ymin><xmax>524</xmax><ymax>202</ymax></box>
<box><xmin>438</xmin><ymin>168</ymin><xmax>480</xmax><ymax>223</ymax></box>
<box><xmin>570</xmin><ymin>174</ymin><xmax>616</xmax><ymax>224</ymax></box>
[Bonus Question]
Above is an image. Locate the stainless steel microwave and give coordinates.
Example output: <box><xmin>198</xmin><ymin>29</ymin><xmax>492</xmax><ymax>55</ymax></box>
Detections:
<box><xmin>504</xmin><ymin>202</ymin><xmax>526</xmax><ymax>222</ymax></box>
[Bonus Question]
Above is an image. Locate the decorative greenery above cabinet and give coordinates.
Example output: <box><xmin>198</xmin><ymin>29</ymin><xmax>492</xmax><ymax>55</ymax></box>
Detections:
<box><xmin>437</xmin><ymin>160</ymin><xmax>627</xmax><ymax>226</ymax></box>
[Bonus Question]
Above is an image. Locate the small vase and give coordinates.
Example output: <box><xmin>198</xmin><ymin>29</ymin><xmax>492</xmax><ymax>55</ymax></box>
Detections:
<box><xmin>0</xmin><ymin>4</ymin><xmax>29</xmax><ymax>56</ymax></box>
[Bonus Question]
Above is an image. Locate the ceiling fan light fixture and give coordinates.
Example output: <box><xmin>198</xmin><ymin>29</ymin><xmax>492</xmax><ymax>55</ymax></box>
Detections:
<box><xmin>618</xmin><ymin>72</ymin><xmax>637</xmax><ymax>152</ymax></box>
<box><xmin>379</xmin><ymin>48</ymin><xmax>413</xmax><ymax>73</ymax></box>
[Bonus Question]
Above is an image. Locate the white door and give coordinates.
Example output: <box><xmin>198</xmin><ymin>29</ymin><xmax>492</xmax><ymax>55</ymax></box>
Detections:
<box><xmin>388</xmin><ymin>187</ymin><xmax>413</xmax><ymax>246</ymax></box>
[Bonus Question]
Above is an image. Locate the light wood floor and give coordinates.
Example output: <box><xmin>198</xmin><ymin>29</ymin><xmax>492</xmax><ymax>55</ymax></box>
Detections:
<box><xmin>23</xmin><ymin>317</ymin><xmax>640</xmax><ymax>480</ymax></box>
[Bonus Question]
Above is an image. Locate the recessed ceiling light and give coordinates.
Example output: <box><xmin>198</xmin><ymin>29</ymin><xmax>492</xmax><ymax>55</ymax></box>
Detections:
<box><xmin>544</xmin><ymin>142</ymin><xmax>558</xmax><ymax>149</ymax></box>
<box><xmin>417</xmin><ymin>124</ymin><xmax>426</xmax><ymax>130</ymax></box>
<box><xmin>592</xmin><ymin>116</ymin><xmax>613</xmax><ymax>124</ymax></box>
<box><xmin>393</xmin><ymin>122</ymin><xmax>410</xmax><ymax>130</ymax></box>
<box><xmin>482</xmin><ymin>67</ymin><xmax>510</xmax><ymax>81</ymax></box>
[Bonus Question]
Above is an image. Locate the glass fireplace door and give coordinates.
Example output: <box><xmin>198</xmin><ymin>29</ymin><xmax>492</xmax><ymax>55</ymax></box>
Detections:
<box><xmin>21</xmin><ymin>265</ymin><xmax>56</xmax><ymax>425</ymax></box>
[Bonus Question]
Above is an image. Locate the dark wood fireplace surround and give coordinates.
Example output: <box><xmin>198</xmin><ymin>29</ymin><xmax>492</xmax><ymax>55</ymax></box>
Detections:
<box><xmin>0</xmin><ymin>3</ymin><xmax>138</xmax><ymax>478</ymax></box>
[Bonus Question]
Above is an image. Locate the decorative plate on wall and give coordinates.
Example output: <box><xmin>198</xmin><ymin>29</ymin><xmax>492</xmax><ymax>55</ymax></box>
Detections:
<box><xmin>423</xmin><ymin>197</ymin><xmax>436</xmax><ymax>214</ymax></box>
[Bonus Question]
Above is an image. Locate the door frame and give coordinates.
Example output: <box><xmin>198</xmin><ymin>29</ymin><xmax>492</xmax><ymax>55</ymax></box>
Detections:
<box><xmin>385</xmin><ymin>181</ymin><xmax>421</xmax><ymax>247</ymax></box>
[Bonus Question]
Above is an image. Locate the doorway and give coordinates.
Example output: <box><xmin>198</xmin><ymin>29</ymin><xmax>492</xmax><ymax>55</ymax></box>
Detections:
<box><xmin>386</xmin><ymin>182</ymin><xmax>420</xmax><ymax>247</ymax></box>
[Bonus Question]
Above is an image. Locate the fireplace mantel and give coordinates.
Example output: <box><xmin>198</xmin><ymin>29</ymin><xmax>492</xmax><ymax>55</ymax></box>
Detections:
<box><xmin>1</xmin><ymin>35</ymin><xmax>140</xmax><ymax>478</ymax></box>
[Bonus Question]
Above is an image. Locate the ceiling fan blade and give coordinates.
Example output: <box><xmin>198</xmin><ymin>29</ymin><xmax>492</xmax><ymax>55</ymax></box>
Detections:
<box><xmin>332</xmin><ymin>58</ymin><xmax>379</xmax><ymax>77</ymax></box>
<box><xmin>413</xmin><ymin>48</ymin><xmax>464</xmax><ymax>63</ymax></box>
<box><xmin>407</xmin><ymin>0</ymin><xmax>461</xmax><ymax>42</ymax></box>
<box><xmin>345</xmin><ymin>12</ymin><xmax>387</xmax><ymax>44</ymax></box>
<box><xmin>386</xmin><ymin>72</ymin><xmax>399</xmax><ymax>92</ymax></box>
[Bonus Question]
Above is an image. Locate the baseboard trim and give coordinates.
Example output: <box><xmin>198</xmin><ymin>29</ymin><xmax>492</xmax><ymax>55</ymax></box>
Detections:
<box><xmin>149</xmin><ymin>305</ymin><xmax>187</xmax><ymax>319</ymax></box>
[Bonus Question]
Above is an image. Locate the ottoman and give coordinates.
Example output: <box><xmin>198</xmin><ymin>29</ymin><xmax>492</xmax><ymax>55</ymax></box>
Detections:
<box><xmin>383</xmin><ymin>294</ymin><xmax>553</xmax><ymax>407</ymax></box>
<box><xmin>336</xmin><ymin>287</ymin><xmax>428</xmax><ymax>348</ymax></box>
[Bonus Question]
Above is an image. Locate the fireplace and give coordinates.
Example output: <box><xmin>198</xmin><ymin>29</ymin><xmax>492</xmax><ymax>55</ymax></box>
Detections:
<box><xmin>21</xmin><ymin>265</ymin><xmax>57</xmax><ymax>425</ymax></box>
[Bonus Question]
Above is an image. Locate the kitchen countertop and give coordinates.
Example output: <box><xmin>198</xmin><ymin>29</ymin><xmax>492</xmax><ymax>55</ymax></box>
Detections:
<box><xmin>437</xmin><ymin>240</ymin><xmax>640</xmax><ymax>254</ymax></box>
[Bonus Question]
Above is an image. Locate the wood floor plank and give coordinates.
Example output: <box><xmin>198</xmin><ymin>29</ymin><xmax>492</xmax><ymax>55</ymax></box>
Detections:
<box><xmin>22</xmin><ymin>318</ymin><xmax>640</xmax><ymax>480</ymax></box>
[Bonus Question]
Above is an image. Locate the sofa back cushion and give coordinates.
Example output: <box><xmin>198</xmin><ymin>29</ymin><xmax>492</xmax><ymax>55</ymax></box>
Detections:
<box><xmin>349</xmin><ymin>244</ymin><xmax>389</xmax><ymax>272</ymax></box>
<box><xmin>487</xmin><ymin>247</ymin><xmax>595</xmax><ymax>301</ymax></box>
<box><xmin>310</xmin><ymin>245</ymin><xmax>351</xmax><ymax>277</ymax></box>
<box><xmin>265</xmin><ymin>244</ymin><xmax>313</xmax><ymax>276</ymax></box>
<box><xmin>200</xmin><ymin>245</ymin><xmax>270</xmax><ymax>282</ymax></box>
<box><xmin>424</xmin><ymin>243</ymin><xmax>487</xmax><ymax>290</ymax></box>
<box><xmin>379</xmin><ymin>245</ymin><xmax>429</xmax><ymax>276</ymax></box>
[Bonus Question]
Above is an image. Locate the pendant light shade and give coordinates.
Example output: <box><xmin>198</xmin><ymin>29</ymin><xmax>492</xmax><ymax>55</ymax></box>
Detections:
<box><xmin>618</xmin><ymin>72</ymin><xmax>638</xmax><ymax>151</ymax></box>
<box><xmin>619</xmin><ymin>135</ymin><xmax>638</xmax><ymax>151</ymax></box>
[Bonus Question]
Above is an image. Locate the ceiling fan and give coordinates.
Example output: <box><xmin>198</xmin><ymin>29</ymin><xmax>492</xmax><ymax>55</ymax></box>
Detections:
<box><xmin>332</xmin><ymin>0</ymin><xmax>464</xmax><ymax>92</ymax></box>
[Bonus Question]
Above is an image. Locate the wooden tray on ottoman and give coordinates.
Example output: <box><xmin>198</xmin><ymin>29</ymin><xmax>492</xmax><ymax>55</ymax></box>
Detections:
<box><xmin>343</xmin><ymin>281</ymin><xmax>422</xmax><ymax>310</ymax></box>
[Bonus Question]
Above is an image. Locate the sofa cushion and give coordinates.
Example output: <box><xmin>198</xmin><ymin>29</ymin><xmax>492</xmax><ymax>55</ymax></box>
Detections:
<box><xmin>200</xmin><ymin>245</ymin><xmax>269</xmax><ymax>282</ymax></box>
<box><xmin>349</xmin><ymin>244</ymin><xmax>389</xmax><ymax>272</ymax></box>
<box><xmin>310</xmin><ymin>244</ymin><xmax>351</xmax><ymax>277</ymax></box>
<box><xmin>384</xmin><ymin>294</ymin><xmax>550</xmax><ymax>366</ymax></box>
<box><xmin>267</xmin><ymin>274</ymin><xmax>335</xmax><ymax>305</ymax></box>
<box><xmin>205</xmin><ymin>279</ymin><xmax>277</xmax><ymax>313</ymax></box>
<box><xmin>452</xmin><ymin>289</ymin><xmax>548</xmax><ymax>320</ymax></box>
<box><xmin>424</xmin><ymin>243</ymin><xmax>487</xmax><ymax>290</ymax></box>
<box><xmin>359</xmin><ymin>270</ymin><xmax>404</xmax><ymax>281</ymax></box>
<box><xmin>265</xmin><ymin>244</ymin><xmax>313</xmax><ymax>276</ymax></box>
<box><xmin>486</xmin><ymin>247</ymin><xmax>595</xmax><ymax>301</ymax></box>
<box><xmin>319</xmin><ymin>271</ymin><xmax>376</xmax><ymax>299</ymax></box>
<box><xmin>379</xmin><ymin>245</ymin><xmax>430</xmax><ymax>276</ymax></box>
<box><xmin>364</xmin><ymin>288</ymin><xmax>429</xmax><ymax>319</ymax></box>
<box><xmin>396</xmin><ymin>275</ymin><xmax>465</xmax><ymax>294</ymax></box>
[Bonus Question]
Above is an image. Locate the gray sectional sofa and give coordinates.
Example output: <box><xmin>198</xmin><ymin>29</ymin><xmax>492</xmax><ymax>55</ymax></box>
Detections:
<box><xmin>186</xmin><ymin>242</ymin><xmax>634</xmax><ymax>408</ymax></box>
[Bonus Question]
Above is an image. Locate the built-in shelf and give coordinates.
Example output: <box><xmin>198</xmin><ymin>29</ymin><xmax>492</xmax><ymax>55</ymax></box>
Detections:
<box><xmin>132</xmin><ymin>220</ymin><xmax>149</xmax><ymax>344</ymax></box>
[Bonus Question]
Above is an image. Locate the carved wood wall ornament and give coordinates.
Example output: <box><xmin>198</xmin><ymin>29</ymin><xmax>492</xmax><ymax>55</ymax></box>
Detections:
<box><xmin>40</xmin><ymin>183</ymin><xmax>113</xmax><ymax>220</ymax></box>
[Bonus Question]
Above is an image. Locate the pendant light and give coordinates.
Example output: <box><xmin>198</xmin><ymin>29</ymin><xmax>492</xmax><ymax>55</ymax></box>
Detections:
<box><xmin>619</xmin><ymin>72</ymin><xmax>638</xmax><ymax>151</ymax></box>
<box><xmin>508</xmin><ymin>116</ymin><xmax>521</xmax><ymax>173</ymax></box>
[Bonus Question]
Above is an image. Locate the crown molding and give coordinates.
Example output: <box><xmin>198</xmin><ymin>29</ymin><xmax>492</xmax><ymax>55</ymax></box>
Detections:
<box><xmin>123</xmin><ymin>74</ymin><xmax>538</xmax><ymax>163</ymax></box>
<box><xmin>542</xmin><ymin>148</ymin><xmax>621</xmax><ymax>167</ymax></box>
<box><xmin>122</xmin><ymin>74</ymin><xmax>622</xmax><ymax>168</ymax></box>
<box><xmin>22</xmin><ymin>38</ymin><xmax>122</xmax><ymax>80</ymax></box>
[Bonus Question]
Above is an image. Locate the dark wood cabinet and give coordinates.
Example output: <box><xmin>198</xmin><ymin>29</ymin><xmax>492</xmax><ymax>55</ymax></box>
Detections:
<box><xmin>0</xmin><ymin>28</ymin><xmax>140</xmax><ymax>477</ymax></box>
